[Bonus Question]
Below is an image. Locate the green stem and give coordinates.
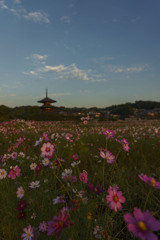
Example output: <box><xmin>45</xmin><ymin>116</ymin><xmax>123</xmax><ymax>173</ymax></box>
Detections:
<box><xmin>143</xmin><ymin>188</ymin><xmax>152</xmax><ymax>211</ymax></box>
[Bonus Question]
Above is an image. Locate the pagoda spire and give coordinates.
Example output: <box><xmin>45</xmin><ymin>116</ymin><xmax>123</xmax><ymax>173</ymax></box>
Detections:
<box><xmin>46</xmin><ymin>88</ymin><xmax>48</xmax><ymax>98</ymax></box>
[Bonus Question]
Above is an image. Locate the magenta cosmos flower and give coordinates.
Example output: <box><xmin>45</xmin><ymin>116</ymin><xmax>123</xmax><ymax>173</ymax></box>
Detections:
<box><xmin>124</xmin><ymin>208</ymin><xmax>160</xmax><ymax>240</ymax></box>
<box><xmin>103</xmin><ymin>128</ymin><xmax>115</xmax><ymax>138</ymax></box>
<box><xmin>79</xmin><ymin>171</ymin><xmax>88</xmax><ymax>183</ymax></box>
<box><xmin>8</xmin><ymin>166</ymin><xmax>21</xmax><ymax>180</ymax></box>
<box><xmin>47</xmin><ymin>207</ymin><xmax>71</xmax><ymax>236</ymax></box>
<box><xmin>88</xmin><ymin>182</ymin><xmax>104</xmax><ymax>195</ymax></box>
<box><xmin>100</xmin><ymin>149</ymin><xmax>115</xmax><ymax>164</ymax></box>
<box><xmin>106</xmin><ymin>185</ymin><xmax>126</xmax><ymax>212</ymax></box>
<box><xmin>138</xmin><ymin>174</ymin><xmax>160</xmax><ymax>189</ymax></box>
<box><xmin>72</xmin><ymin>154</ymin><xmax>79</xmax><ymax>161</ymax></box>
<box><xmin>41</xmin><ymin>142</ymin><xmax>55</xmax><ymax>159</ymax></box>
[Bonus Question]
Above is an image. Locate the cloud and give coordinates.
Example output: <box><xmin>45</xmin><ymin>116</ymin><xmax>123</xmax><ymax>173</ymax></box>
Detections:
<box><xmin>90</xmin><ymin>56</ymin><xmax>115</xmax><ymax>62</ymax></box>
<box><xmin>50</xmin><ymin>92</ymin><xmax>72</xmax><ymax>97</ymax></box>
<box><xmin>0</xmin><ymin>0</ymin><xmax>8</xmax><ymax>9</ymax></box>
<box><xmin>0</xmin><ymin>0</ymin><xmax>50</xmax><ymax>23</ymax></box>
<box><xmin>24</xmin><ymin>56</ymin><xmax>109</xmax><ymax>82</ymax></box>
<box><xmin>61</xmin><ymin>16</ymin><xmax>71</xmax><ymax>24</ymax></box>
<box><xmin>108</xmin><ymin>64</ymin><xmax>148</xmax><ymax>73</ymax></box>
<box><xmin>24</xmin><ymin>11</ymin><xmax>50</xmax><ymax>23</ymax></box>
<box><xmin>26</xmin><ymin>54</ymin><xmax>48</xmax><ymax>61</ymax></box>
<box><xmin>44</xmin><ymin>65</ymin><xmax>66</xmax><ymax>72</ymax></box>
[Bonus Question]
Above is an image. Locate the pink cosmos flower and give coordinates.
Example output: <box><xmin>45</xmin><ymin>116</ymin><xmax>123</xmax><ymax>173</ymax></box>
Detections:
<box><xmin>103</xmin><ymin>128</ymin><xmax>115</xmax><ymax>138</ymax></box>
<box><xmin>43</xmin><ymin>132</ymin><xmax>49</xmax><ymax>141</ymax></box>
<box><xmin>79</xmin><ymin>171</ymin><xmax>88</xmax><ymax>184</ymax></box>
<box><xmin>124</xmin><ymin>208</ymin><xmax>160</xmax><ymax>240</ymax></box>
<box><xmin>106</xmin><ymin>185</ymin><xmax>126</xmax><ymax>212</ymax></box>
<box><xmin>21</xmin><ymin>225</ymin><xmax>34</xmax><ymax>240</ymax></box>
<box><xmin>8</xmin><ymin>166</ymin><xmax>21</xmax><ymax>180</ymax></box>
<box><xmin>138</xmin><ymin>174</ymin><xmax>160</xmax><ymax>189</ymax></box>
<box><xmin>16</xmin><ymin>186</ymin><xmax>24</xmax><ymax>199</ymax></box>
<box><xmin>47</xmin><ymin>207</ymin><xmax>71</xmax><ymax>236</ymax></box>
<box><xmin>123</xmin><ymin>143</ymin><xmax>130</xmax><ymax>152</ymax></box>
<box><xmin>100</xmin><ymin>149</ymin><xmax>115</xmax><ymax>164</ymax></box>
<box><xmin>39</xmin><ymin>221</ymin><xmax>47</xmax><ymax>232</ymax></box>
<box><xmin>41</xmin><ymin>142</ymin><xmax>55</xmax><ymax>159</ymax></box>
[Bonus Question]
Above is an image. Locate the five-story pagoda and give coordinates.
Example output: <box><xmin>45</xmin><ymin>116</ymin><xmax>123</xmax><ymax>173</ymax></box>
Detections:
<box><xmin>37</xmin><ymin>89</ymin><xmax>56</xmax><ymax>112</ymax></box>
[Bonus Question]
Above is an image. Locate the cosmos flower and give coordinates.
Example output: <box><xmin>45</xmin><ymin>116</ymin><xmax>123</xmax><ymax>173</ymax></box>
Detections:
<box><xmin>16</xmin><ymin>186</ymin><xmax>24</xmax><ymax>199</ymax></box>
<box><xmin>41</xmin><ymin>142</ymin><xmax>55</xmax><ymax>159</ymax></box>
<box><xmin>17</xmin><ymin>200</ymin><xmax>27</xmax><ymax>211</ymax></box>
<box><xmin>42</xmin><ymin>132</ymin><xmax>49</xmax><ymax>141</ymax></box>
<box><xmin>72</xmin><ymin>154</ymin><xmax>79</xmax><ymax>161</ymax></box>
<box><xmin>124</xmin><ymin>208</ymin><xmax>160</xmax><ymax>240</ymax></box>
<box><xmin>29</xmin><ymin>180</ymin><xmax>40</xmax><ymax>189</ymax></box>
<box><xmin>47</xmin><ymin>207</ymin><xmax>71</xmax><ymax>236</ymax></box>
<box><xmin>138</xmin><ymin>174</ymin><xmax>160</xmax><ymax>189</ymax></box>
<box><xmin>30</xmin><ymin>163</ymin><xmax>37</xmax><ymax>170</ymax></box>
<box><xmin>103</xmin><ymin>128</ymin><xmax>115</xmax><ymax>138</ymax></box>
<box><xmin>79</xmin><ymin>171</ymin><xmax>88</xmax><ymax>184</ymax></box>
<box><xmin>21</xmin><ymin>225</ymin><xmax>34</xmax><ymax>240</ymax></box>
<box><xmin>100</xmin><ymin>149</ymin><xmax>115</xmax><ymax>164</ymax></box>
<box><xmin>53</xmin><ymin>195</ymin><xmax>65</xmax><ymax>205</ymax></box>
<box><xmin>0</xmin><ymin>169</ymin><xmax>7</xmax><ymax>180</ymax></box>
<box><xmin>8</xmin><ymin>165</ymin><xmax>21</xmax><ymax>180</ymax></box>
<box><xmin>39</xmin><ymin>221</ymin><xmax>47</xmax><ymax>232</ymax></box>
<box><xmin>106</xmin><ymin>185</ymin><xmax>126</xmax><ymax>212</ymax></box>
<box><xmin>88</xmin><ymin>182</ymin><xmax>104</xmax><ymax>195</ymax></box>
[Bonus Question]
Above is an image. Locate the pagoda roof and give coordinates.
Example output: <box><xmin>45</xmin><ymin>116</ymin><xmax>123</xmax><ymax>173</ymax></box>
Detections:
<box><xmin>38</xmin><ymin>97</ymin><xmax>56</xmax><ymax>103</ymax></box>
<box><xmin>37</xmin><ymin>89</ymin><xmax>56</xmax><ymax>103</ymax></box>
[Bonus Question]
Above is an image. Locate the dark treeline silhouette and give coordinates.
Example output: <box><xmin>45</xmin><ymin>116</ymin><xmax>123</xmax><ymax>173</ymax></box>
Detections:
<box><xmin>0</xmin><ymin>100</ymin><xmax>160</xmax><ymax>121</ymax></box>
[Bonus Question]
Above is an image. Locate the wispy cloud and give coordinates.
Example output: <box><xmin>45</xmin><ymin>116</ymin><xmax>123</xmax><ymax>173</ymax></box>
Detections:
<box><xmin>90</xmin><ymin>56</ymin><xmax>115</xmax><ymax>62</ymax></box>
<box><xmin>107</xmin><ymin>64</ymin><xmax>148</xmax><ymax>73</ymax></box>
<box><xmin>0</xmin><ymin>0</ymin><xmax>8</xmax><ymax>9</ymax></box>
<box><xmin>24</xmin><ymin>11</ymin><xmax>50</xmax><ymax>23</ymax></box>
<box><xmin>50</xmin><ymin>92</ymin><xmax>72</xmax><ymax>97</ymax></box>
<box><xmin>0</xmin><ymin>0</ymin><xmax>50</xmax><ymax>23</ymax></box>
<box><xmin>61</xmin><ymin>16</ymin><xmax>71</xmax><ymax>24</ymax></box>
<box><xmin>26</xmin><ymin>54</ymin><xmax>48</xmax><ymax>61</ymax></box>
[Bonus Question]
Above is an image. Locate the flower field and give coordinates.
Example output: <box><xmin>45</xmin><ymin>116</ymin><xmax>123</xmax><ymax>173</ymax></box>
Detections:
<box><xmin>0</xmin><ymin>119</ymin><xmax>160</xmax><ymax>240</ymax></box>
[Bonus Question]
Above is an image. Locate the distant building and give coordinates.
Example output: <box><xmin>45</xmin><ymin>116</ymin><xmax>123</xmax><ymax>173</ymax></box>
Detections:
<box><xmin>37</xmin><ymin>89</ymin><xmax>56</xmax><ymax>112</ymax></box>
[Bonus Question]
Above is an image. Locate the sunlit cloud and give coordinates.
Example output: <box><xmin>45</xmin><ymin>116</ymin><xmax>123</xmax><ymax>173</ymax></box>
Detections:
<box><xmin>24</xmin><ymin>57</ymin><xmax>108</xmax><ymax>82</ymax></box>
<box><xmin>44</xmin><ymin>65</ymin><xmax>66</xmax><ymax>72</ymax></box>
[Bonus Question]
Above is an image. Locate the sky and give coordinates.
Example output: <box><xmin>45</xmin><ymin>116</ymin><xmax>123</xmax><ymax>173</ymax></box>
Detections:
<box><xmin>0</xmin><ymin>0</ymin><xmax>160</xmax><ymax>108</ymax></box>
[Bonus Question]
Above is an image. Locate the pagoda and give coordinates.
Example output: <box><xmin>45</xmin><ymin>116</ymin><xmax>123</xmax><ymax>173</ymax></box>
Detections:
<box><xmin>37</xmin><ymin>89</ymin><xmax>56</xmax><ymax>112</ymax></box>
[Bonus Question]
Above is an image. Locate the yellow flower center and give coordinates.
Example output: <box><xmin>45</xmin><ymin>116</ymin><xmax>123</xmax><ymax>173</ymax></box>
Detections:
<box><xmin>138</xmin><ymin>221</ymin><xmax>147</xmax><ymax>231</ymax></box>
<box><xmin>94</xmin><ymin>188</ymin><xmax>97</xmax><ymax>192</ymax></box>
<box><xmin>150</xmin><ymin>178</ymin><xmax>156</xmax><ymax>186</ymax></box>
<box><xmin>46</xmin><ymin>147</ymin><xmax>50</xmax><ymax>152</ymax></box>
<box><xmin>59</xmin><ymin>221</ymin><xmax>64</xmax><ymax>227</ymax></box>
<box><xmin>113</xmin><ymin>196</ymin><xmax>118</xmax><ymax>202</ymax></box>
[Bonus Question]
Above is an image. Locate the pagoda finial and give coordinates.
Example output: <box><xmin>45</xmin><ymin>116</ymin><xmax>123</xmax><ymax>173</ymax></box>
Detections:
<box><xmin>46</xmin><ymin>88</ymin><xmax>48</xmax><ymax>98</ymax></box>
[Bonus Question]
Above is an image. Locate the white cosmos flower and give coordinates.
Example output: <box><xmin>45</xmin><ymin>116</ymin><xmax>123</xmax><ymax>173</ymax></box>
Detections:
<box><xmin>29</xmin><ymin>180</ymin><xmax>40</xmax><ymax>189</ymax></box>
<box><xmin>30</xmin><ymin>163</ymin><xmax>37</xmax><ymax>170</ymax></box>
<box><xmin>0</xmin><ymin>169</ymin><xmax>7</xmax><ymax>180</ymax></box>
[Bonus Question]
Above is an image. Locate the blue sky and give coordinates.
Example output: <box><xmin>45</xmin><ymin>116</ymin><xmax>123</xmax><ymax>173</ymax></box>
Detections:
<box><xmin>0</xmin><ymin>0</ymin><xmax>160</xmax><ymax>108</ymax></box>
